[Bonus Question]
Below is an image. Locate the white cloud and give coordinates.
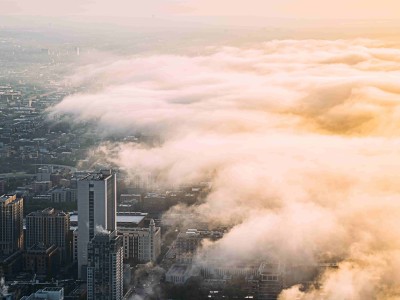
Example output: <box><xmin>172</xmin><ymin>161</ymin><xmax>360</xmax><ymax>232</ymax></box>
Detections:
<box><xmin>51</xmin><ymin>38</ymin><xmax>400</xmax><ymax>298</ymax></box>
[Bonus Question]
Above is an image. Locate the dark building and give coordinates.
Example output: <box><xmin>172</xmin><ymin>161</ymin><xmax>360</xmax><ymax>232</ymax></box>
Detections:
<box><xmin>0</xmin><ymin>250</ymin><xmax>24</xmax><ymax>279</ymax></box>
<box><xmin>26</xmin><ymin>208</ymin><xmax>71</xmax><ymax>260</ymax></box>
<box><xmin>24</xmin><ymin>244</ymin><xmax>60</xmax><ymax>277</ymax></box>
<box><xmin>87</xmin><ymin>230</ymin><xmax>123</xmax><ymax>300</ymax></box>
<box><xmin>0</xmin><ymin>180</ymin><xmax>5</xmax><ymax>195</ymax></box>
<box><xmin>0</xmin><ymin>194</ymin><xmax>23</xmax><ymax>256</ymax></box>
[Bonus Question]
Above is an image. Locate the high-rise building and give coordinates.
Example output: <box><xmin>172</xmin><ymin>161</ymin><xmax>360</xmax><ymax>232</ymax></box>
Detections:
<box><xmin>77</xmin><ymin>170</ymin><xmax>116</xmax><ymax>278</ymax></box>
<box><xmin>87</xmin><ymin>230</ymin><xmax>123</xmax><ymax>300</ymax></box>
<box><xmin>26</xmin><ymin>208</ymin><xmax>70</xmax><ymax>260</ymax></box>
<box><xmin>0</xmin><ymin>180</ymin><xmax>5</xmax><ymax>195</ymax></box>
<box><xmin>0</xmin><ymin>194</ymin><xmax>23</xmax><ymax>256</ymax></box>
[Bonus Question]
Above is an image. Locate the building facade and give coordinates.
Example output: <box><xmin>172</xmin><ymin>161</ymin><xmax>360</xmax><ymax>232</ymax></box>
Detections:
<box><xmin>119</xmin><ymin>219</ymin><xmax>161</xmax><ymax>263</ymax></box>
<box><xmin>87</xmin><ymin>231</ymin><xmax>123</xmax><ymax>300</ymax></box>
<box><xmin>72</xmin><ymin>229</ymin><xmax>78</xmax><ymax>262</ymax></box>
<box><xmin>26</xmin><ymin>208</ymin><xmax>70</xmax><ymax>260</ymax></box>
<box><xmin>0</xmin><ymin>194</ymin><xmax>23</xmax><ymax>256</ymax></box>
<box><xmin>257</xmin><ymin>262</ymin><xmax>285</xmax><ymax>300</ymax></box>
<box><xmin>0</xmin><ymin>180</ymin><xmax>5</xmax><ymax>195</ymax></box>
<box><xmin>50</xmin><ymin>187</ymin><xmax>77</xmax><ymax>203</ymax></box>
<box><xmin>20</xmin><ymin>287</ymin><xmax>64</xmax><ymax>300</ymax></box>
<box><xmin>77</xmin><ymin>170</ymin><xmax>117</xmax><ymax>278</ymax></box>
<box><xmin>72</xmin><ymin>214</ymin><xmax>161</xmax><ymax>264</ymax></box>
<box><xmin>24</xmin><ymin>244</ymin><xmax>60</xmax><ymax>277</ymax></box>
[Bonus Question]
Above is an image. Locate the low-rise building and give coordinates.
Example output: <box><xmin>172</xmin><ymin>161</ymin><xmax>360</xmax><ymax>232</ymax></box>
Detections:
<box><xmin>21</xmin><ymin>287</ymin><xmax>64</xmax><ymax>300</ymax></box>
<box><xmin>49</xmin><ymin>188</ymin><xmax>76</xmax><ymax>203</ymax></box>
<box><xmin>24</xmin><ymin>244</ymin><xmax>60</xmax><ymax>277</ymax></box>
<box><xmin>71</xmin><ymin>213</ymin><xmax>160</xmax><ymax>264</ymax></box>
<box><xmin>165</xmin><ymin>264</ymin><xmax>194</xmax><ymax>285</ymax></box>
<box><xmin>118</xmin><ymin>219</ymin><xmax>161</xmax><ymax>263</ymax></box>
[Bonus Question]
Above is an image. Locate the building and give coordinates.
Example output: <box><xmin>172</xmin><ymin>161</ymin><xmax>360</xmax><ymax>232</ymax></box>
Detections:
<box><xmin>50</xmin><ymin>188</ymin><xmax>77</xmax><ymax>203</ymax></box>
<box><xmin>24</xmin><ymin>244</ymin><xmax>60</xmax><ymax>277</ymax></box>
<box><xmin>200</xmin><ymin>261</ymin><xmax>259</xmax><ymax>279</ymax></box>
<box><xmin>26</xmin><ymin>208</ymin><xmax>70</xmax><ymax>260</ymax></box>
<box><xmin>0</xmin><ymin>277</ymin><xmax>12</xmax><ymax>300</ymax></box>
<box><xmin>174</xmin><ymin>229</ymin><xmax>211</xmax><ymax>263</ymax></box>
<box><xmin>71</xmin><ymin>213</ymin><xmax>160</xmax><ymax>264</ymax></box>
<box><xmin>119</xmin><ymin>219</ymin><xmax>161</xmax><ymax>263</ymax></box>
<box><xmin>165</xmin><ymin>264</ymin><xmax>194</xmax><ymax>285</ymax></box>
<box><xmin>0</xmin><ymin>194</ymin><xmax>23</xmax><ymax>256</ymax></box>
<box><xmin>0</xmin><ymin>250</ymin><xmax>24</xmax><ymax>279</ymax></box>
<box><xmin>164</xmin><ymin>229</ymin><xmax>223</xmax><ymax>264</ymax></box>
<box><xmin>72</xmin><ymin>229</ymin><xmax>78</xmax><ymax>262</ymax></box>
<box><xmin>257</xmin><ymin>262</ymin><xmax>285</xmax><ymax>300</ymax></box>
<box><xmin>21</xmin><ymin>287</ymin><xmax>64</xmax><ymax>300</ymax></box>
<box><xmin>33</xmin><ymin>181</ymin><xmax>52</xmax><ymax>194</ymax></box>
<box><xmin>0</xmin><ymin>180</ymin><xmax>5</xmax><ymax>195</ymax></box>
<box><xmin>36</xmin><ymin>167</ymin><xmax>52</xmax><ymax>182</ymax></box>
<box><xmin>86</xmin><ymin>231</ymin><xmax>123</xmax><ymax>300</ymax></box>
<box><xmin>50</xmin><ymin>173</ymin><xmax>63</xmax><ymax>187</ymax></box>
<box><xmin>77</xmin><ymin>170</ymin><xmax>116</xmax><ymax>278</ymax></box>
<box><xmin>69</xmin><ymin>212</ymin><xmax>147</xmax><ymax>228</ymax></box>
<box><xmin>140</xmin><ymin>193</ymin><xmax>168</xmax><ymax>213</ymax></box>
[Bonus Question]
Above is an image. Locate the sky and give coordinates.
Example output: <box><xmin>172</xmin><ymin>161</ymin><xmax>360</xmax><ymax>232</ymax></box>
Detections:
<box><xmin>1</xmin><ymin>0</ymin><xmax>400</xmax><ymax>20</ymax></box>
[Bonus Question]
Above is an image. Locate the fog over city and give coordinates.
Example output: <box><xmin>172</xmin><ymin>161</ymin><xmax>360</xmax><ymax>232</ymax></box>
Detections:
<box><xmin>1</xmin><ymin>0</ymin><xmax>400</xmax><ymax>299</ymax></box>
<box><xmin>50</xmin><ymin>38</ymin><xmax>400</xmax><ymax>298</ymax></box>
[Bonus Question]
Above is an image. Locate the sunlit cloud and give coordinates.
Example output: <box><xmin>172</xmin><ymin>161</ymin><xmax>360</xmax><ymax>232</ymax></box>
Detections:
<box><xmin>51</xmin><ymin>38</ymin><xmax>400</xmax><ymax>298</ymax></box>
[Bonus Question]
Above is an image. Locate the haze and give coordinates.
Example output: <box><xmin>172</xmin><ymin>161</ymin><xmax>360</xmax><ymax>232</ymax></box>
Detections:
<box><xmin>1</xmin><ymin>0</ymin><xmax>400</xmax><ymax>20</ymax></box>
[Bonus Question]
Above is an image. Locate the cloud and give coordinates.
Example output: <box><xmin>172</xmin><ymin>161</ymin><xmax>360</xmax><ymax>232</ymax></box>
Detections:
<box><xmin>95</xmin><ymin>225</ymin><xmax>109</xmax><ymax>235</ymax></box>
<box><xmin>51</xmin><ymin>38</ymin><xmax>400</xmax><ymax>298</ymax></box>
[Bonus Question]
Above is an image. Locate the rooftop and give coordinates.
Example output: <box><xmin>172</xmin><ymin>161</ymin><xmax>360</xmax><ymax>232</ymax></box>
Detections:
<box><xmin>258</xmin><ymin>262</ymin><xmax>284</xmax><ymax>275</ymax></box>
<box><xmin>0</xmin><ymin>194</ymin><xmax>21</xmax><ymax>204</ymax></box>
<box><xmin>167</xmin><ymin>264</ymin><xmax>191</xmax><ymax>276</ymax></box>
<box><xmin>41</xmin><ymin>287</ymin><xmax>63</xmax><ymax>292</ymax></box>
<box><xmin>80</xmin><ymin>170</ymin><xmax>114</xmax><ymax>181</ymax></box>
<box><xmin>70</xmin><ymin>212</ymin><xmax>146</xmax><ymax>225</ymax></box>
<box><xmin>27</xmin><ymin>208</ymin><xmax>68</xmax><ymax>217</ymax></box>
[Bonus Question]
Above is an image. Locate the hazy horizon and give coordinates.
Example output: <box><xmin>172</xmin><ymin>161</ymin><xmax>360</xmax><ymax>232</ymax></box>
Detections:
<box><xmin>1</xmin><ymin>0</ymin><xmax>400</xmax><ymax>19</ymax></box>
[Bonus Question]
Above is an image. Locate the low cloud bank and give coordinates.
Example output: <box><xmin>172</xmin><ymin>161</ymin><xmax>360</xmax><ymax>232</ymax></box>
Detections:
<box><xmin>51</xmin><ymin>39</ymin><xmax>400</xmax><ymax>298</ymax></box>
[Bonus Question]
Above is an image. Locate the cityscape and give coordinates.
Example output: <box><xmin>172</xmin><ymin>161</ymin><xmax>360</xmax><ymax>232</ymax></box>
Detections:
<box><xmin>1</xmin><ymin>1</ymin><xmax>400</xmax><ymax>300</ymax></box>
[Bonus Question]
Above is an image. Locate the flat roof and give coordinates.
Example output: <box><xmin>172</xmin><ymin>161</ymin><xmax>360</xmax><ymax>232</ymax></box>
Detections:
<box><xmin>42</xmin><ymin>287</ymin><xmax>63</xmax><ymax>291</ymax></box>
<box><xmin>70</xmin><ymin>214</ymin><xmax>145</xmax><ymax>225</ymax></box>
<box><xmin>0</xmin><ymin>194</ymin><xmax>19</xmax><ymax>203</ymax></box>
<box><xmin>80</xmin><ymin>173</ymin><xmax>111</xmax><ymax>181</ymax></box>
<box><xmin>167</xmin><ymin>264</ymin><xmax>190</xmax><ymax>276</ymax></box>
<box><xmin>117</xmin><ymin>215</ymin><xmax>145</xmax><ymax>224</ymax></box>
<box><xmin>0</xmin><ymin>194</ymin><xmax>11</xmax><ymax>202</ymax></box>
